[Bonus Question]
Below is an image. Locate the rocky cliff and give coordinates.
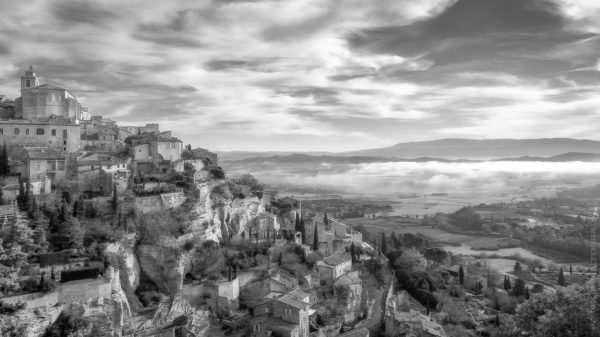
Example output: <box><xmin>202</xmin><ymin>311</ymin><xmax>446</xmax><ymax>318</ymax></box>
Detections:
<box><xmin>190</xmin><ymin>179</ymin><xmax>271</xmax><ymax>242</ymax></box>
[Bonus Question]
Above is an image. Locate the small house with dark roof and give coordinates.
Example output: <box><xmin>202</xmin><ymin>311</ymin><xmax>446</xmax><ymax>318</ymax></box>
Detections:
<box><xmin>316</xmin><ymin>253</ymin><xmax>352</xmax><ymax>285</ymax></box>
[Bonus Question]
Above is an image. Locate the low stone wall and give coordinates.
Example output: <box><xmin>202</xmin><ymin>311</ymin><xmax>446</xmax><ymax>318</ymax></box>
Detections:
<box><xmin>1</xmin><ymin>290</ymin><xmax>59</xmax><ymax>308</ymax></box>
<box><xmin>134</xmin><ymin>195</ymin><xmax>162</xmax><ymax>213</ymax></box>
<box><xmin>1</xmin><ymin>272</ymin><xmax>114</xmax><ymax>309</ymax></box>
<box><xmin>237</xmin><ymin>270</ymin><xmax>263</xmax><ymax>288</ymax></box>
<box><xmin>134</xmin><ymin>192</ymin><xmax>187</xmax><ymax>214</ymax></box>
<box><xmin>160</xmin><ymin>192</ymin><xmax>186</xmax><ymax>209</ymax></box>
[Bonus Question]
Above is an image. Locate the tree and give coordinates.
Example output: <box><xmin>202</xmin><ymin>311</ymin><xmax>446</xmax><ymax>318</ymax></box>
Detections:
<box><xmin>350</xmin><ymin>242</ymin><xmax>356</xmax><ymax>264</ymax></box>
<box><xmin>514</xmin><ymin>261</ymin><xmax>522</xmax><ymax>273</ymax></box>
<box><xmin>569</xmin><ymin>265</ymin><xmax>573</xmax><ymax>275</ymax></box>
<box><xmin>495</xmin><ymin>313</ymin><xmax>500</xmax><ymax>327</ymax></box>
<box><xmin>449</xmin><ymin>206</ymin><xmax>482</xmax><ymax>231</ymax></box>
<box><xmin>313</xmin><ymin>223</ymin><xmax>319</xmax><ymax>251</ymax></box>
<box><xmin>112</xmin><ymin>182</ymin><xmax>118</xmax><ymax>212</ymax></box>
<box><xmin>0</xmin><ymin>142</ymin><xmax>8</xmax><ymax>175</ymax></box>
<box><xmin>512</xmin><ymin>278</ymin><xmax>526</xmax><ymax>297</ymax></box>
<box><xmin>300</xmin><ymin>216</ymin><xmax>306</xmax><ymax>244</ymax></box>
<box><xmin>423</xmin><ymin>247</ymin><xmax>447</xmax><ymax>264</ymax></box>
<box><xmin>458</xmin><ymin>265</ymin><xmax>464</xmax><ymax>285</ymax></box>
<box><xmin>295</xmin><ymin>213</ymin><xmax>300</xmax><ymax>232</ymax></box>
<box><xmin>323</xmin><ymin>212</ymin><xmax>329</xmax><ymax>226</ymax></box>
<box><xmin>513</xmin><ymin>281</ymin><xmax>599</xmax><ymax>337</ymax></box>
<box><xmin>49</xmin><ymin>217</ymin><xmax>84</xmax><ymax>251</ymax></box>
<box><xmin>524</xmin><ymin>286</ymin><xmax>530</xmax><ymax>300</ymax></box>
<box><xmin>557</xmin><ymin>268</ymin><xmax>566</xmax><ymax>286</ymax></box>
<box><xmin>503</xmin><ymin>275</ymin><xmax>512</xmax><ymax>291</ymax></box>
<box><xmin>380</xmin><ymin>232</ymin><xmax>387</xmax><ymax>254</ymax></box>
<box><xmin>278</xmin><ymin>252</ymin><xmax>282</xmax><ymax>267</ymax></box>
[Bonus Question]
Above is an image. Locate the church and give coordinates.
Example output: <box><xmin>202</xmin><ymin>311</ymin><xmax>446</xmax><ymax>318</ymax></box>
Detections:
<box><xmin>0</xmin><ymin>66</ymin><xmax>86</xmax><ymax>152</ymax></box>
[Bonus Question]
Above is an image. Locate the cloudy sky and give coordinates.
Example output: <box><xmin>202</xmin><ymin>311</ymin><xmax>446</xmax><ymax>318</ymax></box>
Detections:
<box><xmin>0</xmin><ymin>0</ymin><xmax>599</xmax><ymax>152</ymax></box>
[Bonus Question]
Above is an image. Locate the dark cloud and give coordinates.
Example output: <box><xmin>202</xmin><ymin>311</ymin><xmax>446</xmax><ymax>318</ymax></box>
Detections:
<box><xmin>0</xmin><ymin>43</ymin><xmax>9</xmax><ymax>55</ymax></box>
<box><xmin>53</xmin><ymin>2</ymin><xmax>118</xmax><ymax>26</ymax></box>
<box><xmin>346</xmin><ymin>0</ymin><xmax>585</xmax><ymax>74</ymax></box>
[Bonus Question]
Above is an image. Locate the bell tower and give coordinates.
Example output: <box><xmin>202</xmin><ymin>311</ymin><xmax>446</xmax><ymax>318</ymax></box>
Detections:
<box><xmin>21</xmin><ymin>65</ymin><xmax>40</xmax><ymax>90</ymax></box>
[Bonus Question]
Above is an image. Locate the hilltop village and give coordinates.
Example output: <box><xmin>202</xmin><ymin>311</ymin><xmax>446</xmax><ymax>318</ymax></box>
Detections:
<box><xmin>0</xmin><ymin>68</ymin><xmax>596</xmax><ymax>337</ymax></box>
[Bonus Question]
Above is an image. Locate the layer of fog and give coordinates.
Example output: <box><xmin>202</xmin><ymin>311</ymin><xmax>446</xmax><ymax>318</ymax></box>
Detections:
<box><xmin>251</xmin><ymin>161</ymin><xmax>600</xmax><ymax>195</ymax></box>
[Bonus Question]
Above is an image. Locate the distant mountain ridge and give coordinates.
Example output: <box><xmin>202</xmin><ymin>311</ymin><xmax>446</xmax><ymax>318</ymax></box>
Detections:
<box><xmin>343</xmin><ymin>138</ymin><xmax>600</xmax><ymax>160</ymax></box>
<box><xmin>220</xmin><ymin>138</ymin><xmax>600</xmax><ymax>161</ymax></box>
<box><xmin>222</xmin><ymin>151</ymin><xmax>600</xmax><ymax>166</ymax></box>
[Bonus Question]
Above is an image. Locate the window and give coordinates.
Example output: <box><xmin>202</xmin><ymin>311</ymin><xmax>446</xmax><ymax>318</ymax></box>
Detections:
<box><xmin>51</xmin><ymin>129</ymin><xmax>56</xmax><ymax>136</ymax></box>
<box><xmin>57</xmin><ymin>160</ymin><xmax>65</xmax><ymax>170</ymax></box>
<box><xmin>36</xmin><ymin>128</ymin><xmax>44</xmax><ymax>135</ymax></box>
<box><xmin>47</xmin><ymin>160</ymin><xmax>56</xmax><ymax>171</ymax></box>
<box><xmin>25</xmin><ymin>129</ymin><xmax>29</xmax><ymax>135</ymax></box>
<box><xmin>0</xmin><ymin>128</ymin><xmax>3</xmax><ymax>135</ymax></box>
<box><xmin>26</xmin><ymin>80</ymin><xmax>30</xmax><ymax>87</ymax></box>
<box><xmin>63</xmin><ymin>130</ymin><xmax>67</xmax><ymax>139</ymax></box>
<box><xmin>285</xmin><ymin>309</ymin><xmax>291</xmax><ymax>315</ymax></box>
<box><xmin>14</xmin><ymin>128</ymin><xmax>19</xmax><ymax>135</ymax></box>
<box><xmin>254</xmin><ymin>325</ymin><xmax>260</xmax><ymax>332</ymax></box>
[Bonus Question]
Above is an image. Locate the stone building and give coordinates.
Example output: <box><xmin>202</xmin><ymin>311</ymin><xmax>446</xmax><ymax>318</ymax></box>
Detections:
<box><xmin>14</xmin><ymin>66</ymin><xmax>86</xmax><ymax>122</ymax></box>
<box><xmin>249</xmin><ymin>291</ymin><xmax>310</xmax><ymax>337</ymax></box>
<box><xmin>0</xmin><ymin>118</ymin><xmax>81</xmax><ymax>152</ymax></box>
<box><xmin>0</xmin><ymin>67</ymin><xmax>84</xmax><ymax>153</ymax></box>
<box><xmin>10</xmin><ymin>147</ymin><xmax>68</xmax><ymax>184</ymax></box>
<box><xmin>316</xmin><ymin>253</ymin><xmax>352</xmax><ymax>286</ymax></box>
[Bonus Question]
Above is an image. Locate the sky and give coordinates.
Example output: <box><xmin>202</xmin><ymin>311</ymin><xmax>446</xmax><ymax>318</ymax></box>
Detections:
<box><xmin>0</xmin><ymin>0</ymin><xmax>599</xmax><ymax>152</ymax></box>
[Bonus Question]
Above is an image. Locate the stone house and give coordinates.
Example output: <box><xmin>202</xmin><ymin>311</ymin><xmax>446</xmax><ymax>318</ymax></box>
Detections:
<box><xmin>316</xmin><ymin>253</ymin><xmax>352</xmax><ymax>286</ymax></box>
<box><xmin>11</xmin><ymin>147</ymin><xmax>68</xmax><ymax>185</ymax></box>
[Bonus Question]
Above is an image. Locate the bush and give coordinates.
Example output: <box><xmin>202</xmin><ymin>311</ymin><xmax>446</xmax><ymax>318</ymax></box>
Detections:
<box><xmin>209</xmin><ymin>167</ymin><xmax>225</xmax><ymax>179</ymax></box>
<box><xmin>60</xmin><ymin>267</ymin><xmax>102</xmax><ymax>282</ymax></box>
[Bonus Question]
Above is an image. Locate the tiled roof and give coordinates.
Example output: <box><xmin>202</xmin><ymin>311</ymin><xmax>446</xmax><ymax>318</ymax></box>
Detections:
<box><xmin>277</xmin><ymin>293</ymin><xmax>309</xmax><ymax>309</ymax></box>
<box><xmin>322</xmin><ymin>253</ymin><xmax>351</xmax><ymax>266</ymax></box>
<box><xmin>339</xmin><ymin>328</ymin><xmax>370</xmax><ymax>337</ymax></box>
<box><xmin>27</xmin><ymin>148</ymin><xmax>66</xmax><ymax>160</ymax></box>
<box><xmin>265</xmin><ymin>317</ymin><xmax>298</xmax><ymax>333</ymax></box>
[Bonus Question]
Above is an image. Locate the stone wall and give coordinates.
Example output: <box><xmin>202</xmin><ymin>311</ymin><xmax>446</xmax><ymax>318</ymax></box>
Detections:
<box><xmin>160</xmin><ymin>192</ymin><xmax>186</xmax><ymax>209</ymax></box>
<box><xmin>134</xmin><ymin>192</ymin><xmax>186</xmax><ymax>214</ymax></box>
<box><xmin>1</xmin><ymin>275</ymin><xmax>112</xmax><ymax>309</ymax></box>
<box><xmin>0</xmin><ymin>120</ymin><xmax>81</xmax><ymax>152</ymax></box>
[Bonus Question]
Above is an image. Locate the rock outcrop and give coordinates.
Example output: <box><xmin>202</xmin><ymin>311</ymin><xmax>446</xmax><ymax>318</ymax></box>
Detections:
<box><xmin>104</xmin><ymin>232</ymin><xmax>142</xmax><ymax>310</ymax></box>
<box><xmin>190</xmin><ymin>180</ymin><xmax>274</xmax><ymax>242</ymax></box>
<box><xmin>136</xmin><ymin>245</ymin><xmax>191</xmax><ymax>294</ymax></box>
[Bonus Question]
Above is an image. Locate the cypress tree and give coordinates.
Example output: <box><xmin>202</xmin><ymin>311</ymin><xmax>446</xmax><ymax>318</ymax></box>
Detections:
<box><xmin>503</xmin><ymin>275</ymin><xmax>511</xmax><ymax>291</ymax></box>
<box><xmin>495</xmin><ymin>313</ymin><xmax>500</xmax><ymax>327</ymax></box>
<box><xmin>313</xmin><ymin>223</ymin><xmax>319</xmax><ymax>251</ymax></box>
<box><xmin>295</xmin><ymin>213</ymin><xmax>300</xmax><ymax>232</ymax></box>
<box><xmin>524</xmin><ymin>286</ymin><xmax>530</xmax><ymax>299</ymax></box>
<box><xmin>459</xmin><ymin>265</ymin><xmax>465</xmax><ymax>285</ymax></box>
<box><xmin>380</xmin><ymin>232</ymin><xmax>387</xmax><ymax>255</ymax></box>
<box><xmin>300</xmin><ymin>216</ymin><xmax>306</xmax><ymax>244</ymax></box>
<box><xmin>350</xmin><ymin>242</ymin><xmax>356</xmax><ymax>264</ymax></box>
<box><xmin>569</xmin><ymin>265</ymin><xmax>573</xmax><ymax>275</ymax></box>
<box><xmin>0</xmin><ymin>142</ymin><xmax>8</xmax><ymax>175</ymax></box>
<box><xmin>278</xmin><ymin>252</ymin><xmax>283</xmax><ymax>267</ymax></box>
<box><xmin>558</xmin><ymin>267</ymin><xmax>566</xmax><ymax>286</ymax></box>
<box><xmin>514</xmin><ymin>261</ymin><xmax>522</xmax><ymax>273</ymax></box>
<box><xmin>323</xmin><ymin>212</ymin><xmax>329</xmax><ymax>226</ymax></box>
<box><xmin>112</xmin><ymin>182</ymin><xmax>118</xmax><ymax>212</ymax></box>
<box><xmin>390</xmin><ymin>232</ymin><xmax>397</xmax><ymax>248</ymax></box>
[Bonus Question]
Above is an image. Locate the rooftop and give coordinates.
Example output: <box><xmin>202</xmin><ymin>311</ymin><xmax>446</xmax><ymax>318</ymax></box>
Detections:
<box><xmin>321</xmin><ymin>253</ymin><xmax>352</xmax><ymax>266</ymax></box>
<box><xmin>339</xmin><ymin>328</ymin><xmax>370</xmax><ymax>337</ymax></box>
<box><xmin>276</xmin><ymin>293</ymin><xmax>310</xmax><ymax>310</ymax></box>
<box><xmin>27</xmin><ymin>148</ymin><xmax>66</xmax><ymax>160</ymax></box>
<box><xmin>264</xmin><ymin>317</ymin><xmax>299</xmax><ymax>334</ymax></box>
